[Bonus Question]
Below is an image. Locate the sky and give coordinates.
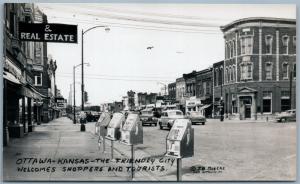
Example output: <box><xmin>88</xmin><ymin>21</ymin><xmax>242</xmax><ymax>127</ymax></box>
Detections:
<box><xmin>36</xmin><ymin>3</ymin><xmax>296</xmax><ymax>105</ymax></box>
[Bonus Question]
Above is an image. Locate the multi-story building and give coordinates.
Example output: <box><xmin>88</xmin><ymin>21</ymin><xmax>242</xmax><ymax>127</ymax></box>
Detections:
<box><xmin>3</xmin><ymin>4</ymin><xmax>46</xmax><ymax>145</ymax></box>
<box><xmin>196</xmin><ymin>67</ymin><xmax>213</xmax><ymax>117</ymax></box>
<box><xmin>183</xmin><ymin>71</ymin><xmax>201</xmax><ymax>113</ymax></box>
<box><xmin>175</xmin><ymin>77</ymin><xmax>186</xmax><ymax>113</ymax></box>
<box><xmin>167</xmin><ymin>82</ymin><xmax>176</xmax><ymax>104</ymax></box>
<box><xmin>220</xmin><ymin>17</ymin><xmax>296</xmax><ymax>120</ymax></box>
<box><xmin>212</xmin><ymin>60</ymin><xmax>224</xmax><ymax>118</ymax></box>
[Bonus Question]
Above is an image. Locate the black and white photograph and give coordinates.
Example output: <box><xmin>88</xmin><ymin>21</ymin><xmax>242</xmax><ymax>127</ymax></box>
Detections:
<box><xmin>2</xmin><ymin>3</ymin><xmax>297</xmax><ymax>181</ymax></box>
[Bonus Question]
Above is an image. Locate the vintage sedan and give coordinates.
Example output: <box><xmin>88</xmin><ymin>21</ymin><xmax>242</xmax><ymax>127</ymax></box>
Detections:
<box><xmin>158</xmin><ymin>110</ymin><xmax>184</xmax><ymax>130</ymax></box>
<box><xmin>275</xmin><ymin>109</ymin><xmax>296</xmax><ymax>122</ymax></box>
<box><xmin>186</xmin><ymin>111</ymin><xmax>206</xmax><ymax>125</ymax></box>
<box><xmin>140</xmin><ymin>109</ymin><xmax>158</xmax><ymax>126</ymax></box>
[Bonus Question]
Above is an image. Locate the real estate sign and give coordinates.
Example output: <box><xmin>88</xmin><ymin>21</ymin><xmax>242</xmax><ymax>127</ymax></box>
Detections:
<box><xmin>19</xmin><ymin>23</ymin><xmax>77</xmax><ymax>43</ymax></box>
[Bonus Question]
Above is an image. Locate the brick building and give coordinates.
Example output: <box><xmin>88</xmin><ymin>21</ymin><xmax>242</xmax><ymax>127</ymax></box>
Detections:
<box><xmin>196</xmin><ymin>67</ymin><xmax>213</xmax><ymax>117</ymax></box>
<box><xmin>167</xmin><ymin>82</ymin><xmax>176</xmax><ymax>103</ymax></box>
<box><xmin>212</xmin><ymin>60</ymin><xmax>224</xmax><ymax>118</ymax></box>
<box><xmin>220</xmin><ymin>17</ymin><xmax>296</xmax><ymax>120</ymax></box>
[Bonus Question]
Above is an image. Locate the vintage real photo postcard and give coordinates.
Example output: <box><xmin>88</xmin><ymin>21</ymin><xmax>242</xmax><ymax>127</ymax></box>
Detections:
<box><xmin>2</xmin><ymin>3</ymin><xmax>296</xmax><ymax>181</ymax></box>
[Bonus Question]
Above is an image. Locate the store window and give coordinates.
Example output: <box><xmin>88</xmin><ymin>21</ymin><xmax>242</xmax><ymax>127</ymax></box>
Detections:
<box><xmin>281</xmin><ymin>91</ymin><xmax>290</xmax><ymax>111</ymax></box>
<box><xmin>282</xmin><ymin>35</ymin><xmax>289</xmax><ymax>54</ymax></box>
<box><xmin>262</xmin><ymin>91</ymin><xmax>272</xmax><ymax>113</ymax></box>
<box><xmin>265</xmin><ymin>35</ymin><xmax>273</xmax><ymax>54</ymax></box>
<box><xmin>265</xmin><ymin>62</ymin><xmax>273</xmax><ymax>80</ymax></box>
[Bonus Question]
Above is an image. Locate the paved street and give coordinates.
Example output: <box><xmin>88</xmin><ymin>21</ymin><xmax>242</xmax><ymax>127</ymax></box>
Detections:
<box><xmin>3</xmin><ymin>117</ymin><xmax>296</xmax><ymax>181</ymax></box>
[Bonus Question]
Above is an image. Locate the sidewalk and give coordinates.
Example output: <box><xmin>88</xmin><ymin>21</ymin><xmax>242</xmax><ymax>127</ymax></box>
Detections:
<box><xmin>3</xmin><ymin>117</ymin><xmax>156</xmax><ymax>181</ymax></box>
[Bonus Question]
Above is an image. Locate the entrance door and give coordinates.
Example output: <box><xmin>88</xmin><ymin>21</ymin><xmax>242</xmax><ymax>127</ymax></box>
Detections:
<box><xmin>245</xmin><ymin>105</ymin><xmax>251</xmax><ymax>118</ymax></box>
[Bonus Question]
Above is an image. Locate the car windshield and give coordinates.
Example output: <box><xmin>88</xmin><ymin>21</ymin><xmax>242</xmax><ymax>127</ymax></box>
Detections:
<box><xmin>189</xmin><ymin>112</ymin><xmax>202</xmax><ymax>116</ymax></box>
<box><xmin>168</xmin><ymin>111</ymin><xmax>183</xmax><ymax>116</ymax></box>
<box><xmin>142</xmin><ymin>111</ymin><xmax>152</xmax><ymax>115</ymax></box>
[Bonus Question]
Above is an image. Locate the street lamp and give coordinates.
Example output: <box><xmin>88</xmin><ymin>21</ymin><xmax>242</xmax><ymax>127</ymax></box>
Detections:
<box><xmin>81</xmin><ymin>25</ymin><xmax>109</xmax><ymax>131</ymax></box>
<box><xmin>73</xmin><ymin>63</ymin><xmax>90</xmax><ymax>124</ymax></box>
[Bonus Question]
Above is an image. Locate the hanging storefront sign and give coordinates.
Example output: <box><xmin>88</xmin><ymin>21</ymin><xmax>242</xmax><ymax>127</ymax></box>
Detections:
<box><xmin>19</xmin><ymin>23</ymin><xmax>77</xmax><ymax>43</ymax></box>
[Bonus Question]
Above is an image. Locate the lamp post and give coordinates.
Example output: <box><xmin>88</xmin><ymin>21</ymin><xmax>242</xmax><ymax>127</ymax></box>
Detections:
<box><xmin>81</xmin><ymin>25</ymin><xmax>109</xmax><ymax>131</ymax></box>
<box><xmin>73</xmin><ymin>63</ymin><xmax>89</xmax><ymax>124</ymax></box>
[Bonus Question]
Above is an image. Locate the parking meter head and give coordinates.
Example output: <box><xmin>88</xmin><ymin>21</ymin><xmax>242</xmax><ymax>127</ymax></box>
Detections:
<box><xmin>120</xmin><ymin>113</ymin><xmax>143</xmax><ymax>145</ymax></box>
<box><xmin>166</xmin><ymin>119</ymin><xmax>194</xmax><ymax>158</ymax></box>
<box><xmin>108</xmin><ymin>112</ymin><xmax>125</xmax><ymax>128</ymax></box>
<box><xmin>106</xmin><ymin>112</ymin><xmax>125</xmax><ymax>140</ymax></box>
<box><xmin>96</xmin><ymin>112</ymin><xmax>111</xmax><ymax>137</ymax></box>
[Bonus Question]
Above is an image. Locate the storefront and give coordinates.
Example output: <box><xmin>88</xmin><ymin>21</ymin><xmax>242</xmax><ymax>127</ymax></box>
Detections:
<box><xmin>185</xmin><ymin>97</ymin><xmax>201</xmax><ymax>113</ymax></box>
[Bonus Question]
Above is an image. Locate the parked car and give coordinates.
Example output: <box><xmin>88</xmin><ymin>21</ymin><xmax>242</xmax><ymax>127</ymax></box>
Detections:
<box><xmin>186</xmin><ymin>111</ymin><xmax>206</xmax><ymax>125</ymax></box>
<box><xmin>140</xmin><ymin>109</ymin><xmax>158</xmax><ymax>126</ymax></box>
<box><xmin>158</xmin><ymin>110</ymin><xmax>184</xmax><ymax>130</ymax></box>
<box><xmin>275</xmin><ymin>109</ymin><xmax>296</xmax><ymax>122</ymax></box>
<box><xmin>86</xmin><ymin>111</ymin><xmax>101</xmax><ymax>122</ymax></box>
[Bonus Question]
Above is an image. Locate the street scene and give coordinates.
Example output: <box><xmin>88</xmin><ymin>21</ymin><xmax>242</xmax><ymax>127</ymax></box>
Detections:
<box><xmin>2</xmin><ymin>3</ymin><xmax>297</xmax><ymax>181</ymax></box>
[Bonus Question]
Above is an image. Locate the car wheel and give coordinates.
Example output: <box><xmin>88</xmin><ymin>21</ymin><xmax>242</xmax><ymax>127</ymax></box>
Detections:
<box><xmin>202</xmin><ymin>122</ymin><xmax>205</xmax><ymax>125</ymax></box>
<box><xmin>281</xmin><ymin>118</ymin><xmax>286</xmax><ymax>123</ymax></box>
<box><xmin>167</xmin><ymin>123</ymin><xmax>172</xmax><ymax>129</ymax></box>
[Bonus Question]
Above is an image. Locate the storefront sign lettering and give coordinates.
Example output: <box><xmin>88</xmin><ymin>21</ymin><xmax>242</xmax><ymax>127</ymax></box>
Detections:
<box><xmin>19</xmin><ymin>23</ymin><xmax>77</xmax><ymax>43</ymax></box>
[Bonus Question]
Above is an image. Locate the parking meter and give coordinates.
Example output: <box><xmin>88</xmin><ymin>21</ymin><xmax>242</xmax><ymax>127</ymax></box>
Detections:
<box><xmin>106</xmin><ymin>112</ymin><xmax>125</xmax><ymax>141</ymax></box>
<box><xmin>120</xmin><ymin>113</ymin><xmax>143</xmax><ymax>145</ymax></box>
<box><xmin>95</xmin><ymin>112</ymin><xmax>111</xmax><ymax>137</ymax></box>
<box><xmin>165</xmin><ymin>119</ymin><xmax>194</xmax><ymax>158</ymax></box>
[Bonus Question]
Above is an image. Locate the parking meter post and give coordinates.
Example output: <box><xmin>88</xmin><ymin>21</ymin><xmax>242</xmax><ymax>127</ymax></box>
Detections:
<box><xmin>131</xmin><ymin>144</ymin><xmax>134</xmax><ymax>180</ymax></box>
<box><xmin>110</xmin><ymin>140</ymin><xmax>114</xmax><ymax>159</ymax></box>
<box><xmin>103</xmin><ymin>136</ymin><xmax>106</xmax><ymax>153</ymax></box>
<box><xmin>177</xmin><ymin>158</ymin><xmax>182</xmax><ymax>181</ymax></box>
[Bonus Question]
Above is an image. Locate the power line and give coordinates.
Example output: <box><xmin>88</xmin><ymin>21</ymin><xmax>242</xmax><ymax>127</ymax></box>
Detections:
<box><xmin>56</xmin><ymin>72</ymin><xmax>177</xmax><ymax>79</ymax></box>
<box><xmin>50</xmin><ymin>15</ymin><xmax>221</xmax><ymax>34</ymax></box>
<box><xmin>56</xmin><ymin>75</ymin><xmax>174</xmax><ymax>82</ymax></box>
<box><xmin>81</xmin><ymin>5</ymin><xmax>232</xmax><ymax>22</ymax></box>
<box><xmin>41</xmin><ymin>6</ymin><xmax>222</xmax><ymax>28</ymax></box>
<box><xmin>48</xmin><ymin>16</ymin><xmax>221</xmax><ymax>35</ymax></box>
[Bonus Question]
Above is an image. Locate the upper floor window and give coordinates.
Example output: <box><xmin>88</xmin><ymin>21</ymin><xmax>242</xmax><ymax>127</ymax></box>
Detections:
<box><xmin>34</xmin><ymin>73</ymin><xmax>42</xmax><ymax>86</ymax></box>
<box><xmin>282</xmin><ymin>62</ymin><xmax>289</xmax><ymax>80</ymax></box>
<box><xmin>293</xmin><ymin>63</ymin><xmax>296</xmax><ymax>79</ymax></box>
<box><xmin>240</xmin><ymin>36</ymin><xmax>253</xmax><ymax>55</ymax></box>
<box><xmin>265</xmin><ymin>35</ymin><xmax>273</xmax><ymax>54</ymax></box>
<box><xmin>232</xmin><ymin>66</ymin><xmax>235</xmax><ymax>82</ymax></box>
<box><xmin>293</xmin><ymin>36</ymin><xmax>296</xmax><ymax>47</ymax></box>
<box><xmin>282</xmin><ymin>35</ymin><xmax>289</xmax><ymax>54</ymax></box>
<box><xmin>228</xmin><ymin>67</ymin><xmax>232</xmax><ymax>82</ymax></box>
<box><xmin>240</xmin><ymin>63</ymin><xmax>253</xmax><ymax>80</ymax></box>
<box><xmin>265</xmin><ymin>62</ymin><xmax>273</xmax><ymax>80</ymax></box>
<box><xmin>215</xmin><ymin>69</ymin><xmax>219</xmax><ymax>86</ymax></box>
<box><xmin>225</xmin><ymin>68</ymin><xmax>228</xmax><ymax>83</ymax></box>
<box><xmin>232</xmin><ymin>41</ymin><xmax>236</xmax><ymax>57</ymax></box>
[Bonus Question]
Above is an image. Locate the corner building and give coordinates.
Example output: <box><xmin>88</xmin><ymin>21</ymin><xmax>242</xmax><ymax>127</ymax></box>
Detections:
<box><xmin>220</xmin><ymin>17</ymin><xmax>296</xmax><ymax>120</ymax></box>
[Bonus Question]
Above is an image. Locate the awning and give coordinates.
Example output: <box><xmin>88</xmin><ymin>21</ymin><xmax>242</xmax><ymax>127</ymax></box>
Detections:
<box><xmin>200</xmin><ymin>104</ymin><xmax>212</xmax><ymax>110</ymax></box>
<box><xmin>3</xmin><ymin>71</ymin><xmax>21</xmax><ymax>85</ymax></box>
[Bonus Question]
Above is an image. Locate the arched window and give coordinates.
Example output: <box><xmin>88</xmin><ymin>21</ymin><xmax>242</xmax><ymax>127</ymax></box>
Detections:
<box><xmin>282</xmin><ymin>35</ymin><xmax>289</xmax><ymax>54</ymax></box>
<box><xmin>228</xmin><ymin>66</ymin><xmax>232</xmax><ymax>82</ymax></box>
<box><xmin>225</xmin><ymin>67</ymin><xmax>228</xmax><ymax>83</ymax></box>
<box><xmin>215</xmin><ymin>68</ymin><xmax>219</xmax><ymax>86</ymax></box>
<box><xmin>231</xmin><ymin>65</ymin><xmax>235</xmax><ymax>81</ymax></box>
<box><xmin>282</xmin><ymin>62</ymin><xmax>289</xmax><ymax>79</ymax></box>
<box><xmin>265</xmin><ymin>35</ymin><xmax>273</xmax><ymax>54</ymax></box>
<box><xmin>265</xmin><ymin>62</ymin><xmax>273</xmax><ymax>80</ymax></box>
